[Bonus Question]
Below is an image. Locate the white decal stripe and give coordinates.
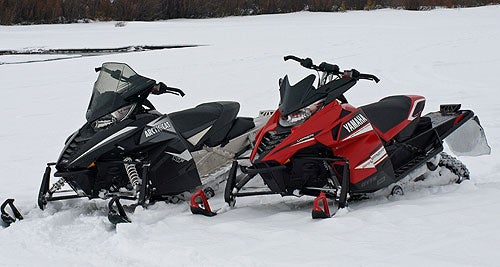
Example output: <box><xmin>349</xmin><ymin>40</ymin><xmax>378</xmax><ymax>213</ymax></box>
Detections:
<box><xmin>147</xmin><ymin>117</ymin><xmax>163</xmax><ymax>126</ymax></box>
<box><xmin>407</xmin><ymin>98</ymin><xmax>426</xmax><ymax>121</ymax></box>
<box><xmin>354</xmin><ymin>146</ymin><xmax>388</xmax><ymax>170</ymax></box>
<box><xmin>343</xmin><ymin>123</ymin><xmax>373</xmax><ymax>141</ymax></box>
<box><xmin>371</xmin><ymin>146</ymin><xmax>388</xmax><ymax>164</ymax></box>
<box><xmin>373</xmin><ymin>154</ymin><xmax>388</xmax><ymax>165</ymax></box>
<box><xmin>291</xmin><ymin>137</ymin><xmax>315</xmax><ymax>147</ymax></box>
<box><xmin>355</xmin><ymin>158</ymin><xmax>375</xmax><ymax>169</ymax></box>
<box><xmin>166</xmin><ymin>150</ymin><xmax>193</xmax><ymax>161</ymax></box>
<box><xmin>70</xmin><ymin>126</ymin><xmax>137</xmax><ymax>165</ymax></box>
<box><xmin>187</xmin><ymin>126</ymin><xmax>212</xmax><ymax>146</ymax></box>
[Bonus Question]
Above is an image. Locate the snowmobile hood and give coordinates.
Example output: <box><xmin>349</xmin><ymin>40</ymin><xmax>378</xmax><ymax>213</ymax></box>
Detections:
<box><xmin>86</xmin><ymin>62</ymin><xmax>156</xmax><ymax>123</ymax></box>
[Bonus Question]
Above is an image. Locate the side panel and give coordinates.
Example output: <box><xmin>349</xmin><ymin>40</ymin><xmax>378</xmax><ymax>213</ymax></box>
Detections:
<box><xmin>258</xmin><ymin>102</ymin><xmax>343</xmax><ymax>164</ymax></box>
<box><xmin>148</xmin><ymin>140</ymin><xmax>201</xmax><ymax>196</ymax></box>
<box><xmin>139</xmin><ymin>114</ymin><xmax>202</xmax><ymax>196</ymax></box>
<box><xmin>139</xmin><ymin>115</ymin><xmax>178</xmax><ymax>145</ymax></box>
<box><xmin>317</xmin><ymin>105</ymin><xmax>396</xmax><ymax>192</ymax></box>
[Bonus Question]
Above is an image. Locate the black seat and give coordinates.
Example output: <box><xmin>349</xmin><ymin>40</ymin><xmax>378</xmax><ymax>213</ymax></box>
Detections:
<box><xmin>360</xmin><ymin>95</ymin><xmax>412</xmax><ymax>134</ymax></box>
<box><xmin>169</xmin><ymin>101</ymin><xmax>242</xmax><ymax>148</ymax></box>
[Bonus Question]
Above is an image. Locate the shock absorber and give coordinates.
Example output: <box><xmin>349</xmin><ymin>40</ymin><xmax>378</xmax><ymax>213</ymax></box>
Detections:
<box><xmin>124</xmin><ymin>157</ymin><xmax>142</xmax><ymax>194</ymax></box>
<box><xmin>48</xmin><ymin>178</ymin><xmax>66</xmax><ymax>195</ymax></box>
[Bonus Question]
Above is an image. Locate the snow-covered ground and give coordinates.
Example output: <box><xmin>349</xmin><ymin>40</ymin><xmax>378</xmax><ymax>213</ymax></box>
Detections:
<box><xmin>1</xmin><ymin>6</ymin><xmax>500</xmax><ymax>266</ymax></box>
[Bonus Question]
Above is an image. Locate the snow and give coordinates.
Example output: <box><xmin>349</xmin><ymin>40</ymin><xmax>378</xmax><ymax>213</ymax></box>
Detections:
<box><xmin>1</xmin><ymin>6</ymin><xmax>500</xmax><ymax>266</ymax></box>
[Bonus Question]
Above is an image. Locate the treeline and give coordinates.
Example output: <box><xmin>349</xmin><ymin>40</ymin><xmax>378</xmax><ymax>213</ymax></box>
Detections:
<box><xmin>1</xmin><ymin>0</ymin><xmax>499</xmax><ymax>25</ymax></box>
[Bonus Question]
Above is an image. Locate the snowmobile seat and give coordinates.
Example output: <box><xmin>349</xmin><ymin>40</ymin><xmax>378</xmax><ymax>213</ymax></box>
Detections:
<box><xmin>169</xmin><ymin>101</ymin><xmax>243</xmax><ymax>148</ymax></box>
<box><xmin>220</xmin><ymin>117</ymin><xmax>255</xmax><ymax>146</ymax></box>
<box><xmin>361</xmin><ymin>95</ymin><xmax>417</xmax><ymax>139</ymax></box>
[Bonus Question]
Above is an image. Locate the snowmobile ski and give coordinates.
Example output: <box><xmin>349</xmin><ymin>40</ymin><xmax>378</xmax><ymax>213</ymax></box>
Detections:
<box><xmin>1</xmin><ymin>199</ymin><xmax>23</xmax><ymax>226</ymax></box>
<box><xmin>108</xmin><ymin>197</ymin><xmax>131</xmax><ymax>224</ymax></box>
<box><xmin>189</xmin><ymin>189</ymin><xmax>217</xmax><ymax>217</ymax></box>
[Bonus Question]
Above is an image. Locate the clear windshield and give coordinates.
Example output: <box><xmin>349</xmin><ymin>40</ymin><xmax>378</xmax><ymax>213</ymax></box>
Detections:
<box><xmin>85</xmin><ymin>62</ymin><xmax>156</xmax><ymax>122</ymax></box>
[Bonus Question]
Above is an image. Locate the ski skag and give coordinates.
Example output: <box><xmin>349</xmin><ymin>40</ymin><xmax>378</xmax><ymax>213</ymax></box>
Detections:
<box><xmin>191</xmin><ymin>55</ymin><xmax>490</xmax><ymax>219</ymax></box>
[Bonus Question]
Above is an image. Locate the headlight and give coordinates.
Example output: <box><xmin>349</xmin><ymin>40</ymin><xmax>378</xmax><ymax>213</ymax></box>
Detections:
<box><xmin>111</xmin><ymin>104</ymin><xmax>135</xmax><ymax>121</ymax></box>
<box><xmin>279</xmin><ymin>99</ymin><xmax>324</xmax><ymax>127</ymax></box>
<box><xmin>93</xmin><ymin>104</ymin><xmax>135</xmax><ymax>130</ymax></box>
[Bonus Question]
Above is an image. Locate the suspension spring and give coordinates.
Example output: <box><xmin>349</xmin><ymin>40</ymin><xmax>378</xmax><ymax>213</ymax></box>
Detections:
<box><xmin>48</xmin><ymin>178</ymin><xmax>66</xmax><ymax>194</ymax></box>
<box><xmin>124</xmin><ymin>157</ymin><xmax>141</xmax><ymax>190</ymax></box>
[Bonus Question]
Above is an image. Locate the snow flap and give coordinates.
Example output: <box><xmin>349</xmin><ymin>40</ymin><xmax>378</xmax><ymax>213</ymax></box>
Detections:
<box><xmin>445</xmin><ymin>116</ymin><xmax>491</xmax><ymax>156</ymax></box>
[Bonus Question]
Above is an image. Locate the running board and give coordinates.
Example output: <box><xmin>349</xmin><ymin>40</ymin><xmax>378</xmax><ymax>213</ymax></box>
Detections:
<box><xmin>394</xmin><ymin>146</ymin><xmax>443</xmax><ymax>180</ymax></box>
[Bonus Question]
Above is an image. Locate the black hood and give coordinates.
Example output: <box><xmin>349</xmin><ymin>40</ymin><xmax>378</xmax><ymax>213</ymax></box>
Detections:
<box><xmin>279</xmin><ymin>74</ymin><xmax>325</xmax><ymax>116</ymax></box>
<box><xmin>86</xmin><ymin>62</ymin><xmax>156</xmax><ymax>122</ymax></box>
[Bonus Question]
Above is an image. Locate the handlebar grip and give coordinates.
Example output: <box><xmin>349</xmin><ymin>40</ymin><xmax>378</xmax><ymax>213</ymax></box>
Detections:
<box><xmin>284</xmin><ymin>55</ymin><xmax>315</xmax><ymax>70</ymax></box>
<box><xmin>167</xmin><ymin>87</ymin><xmax>185</xmax><ymax>97</ymax></box>
<box><xmin>152</xmin><ymin>83</ymin><xmax>186</xmax><ymax>97</ymax></box>
<box><xmin>358</xmin><ymin>73</ymin><xmax>380</xmax><ymax>83</ymax></box>
<box><xmin>284</xmin><ymin>55</ymin><xmax>302</xmax><ymax>62</ymax></box>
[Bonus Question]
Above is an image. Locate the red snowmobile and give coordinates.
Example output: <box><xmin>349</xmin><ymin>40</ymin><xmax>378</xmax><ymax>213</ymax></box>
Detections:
<box><xmin>191</xmin><ymin>55</ymin><xmax>490</xmax><ymax>218</ymax></box>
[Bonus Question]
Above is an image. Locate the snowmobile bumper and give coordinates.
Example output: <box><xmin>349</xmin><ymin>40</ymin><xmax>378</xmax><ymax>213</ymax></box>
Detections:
<box><xmin>222</xmin><ymin>158</ymin><xmax>350</xmax><ymax>219</ymax></box>
<box><xmin>38</xmin><ymin>163</ymin><xmax>85</xmax><ymax>210</ymax></box>
<box><xmin>39</xmin><ymin>161</ymin><xmax>154</xmax><ymax>224</ymax></box>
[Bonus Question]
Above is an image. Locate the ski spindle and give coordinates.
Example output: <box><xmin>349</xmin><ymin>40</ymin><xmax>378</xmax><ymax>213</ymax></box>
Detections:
<box><xmin>190</xmin><ymin>189</ymin><xmax>217</xmax><ymax>217</ymax></box>
<box><xmin>312</xmin><ymin>192</ymin><xmax>331</xmax><ymax>219</ymax></box>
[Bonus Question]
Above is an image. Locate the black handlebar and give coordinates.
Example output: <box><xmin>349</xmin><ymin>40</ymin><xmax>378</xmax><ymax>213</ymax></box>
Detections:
<box><xmin>284</xmin><ymin>55</ymin><xmax>379</xmax><ymax>83</ymax></box>
<box><xmin>164</xmin><ymin>86</ymin><xmax>186</xmax><ymax>97</ymax></box>
<box><xmin>285</xmin><ymin>55</ymin><xmax>315</xmax><ymax>69</ymax></box>
<box><xmin>359</xmin><ymin>73</ymin><xmax>380</xmax><ymax>83</ymax></box>
<box><xmin>284</xmin><ymin>55</ymin><xmax>302</xmax><ymax>62</ymax></box>
<box><xmin>152</xmin><ymin>82</ymin><xmax>185</xmax><ymax>97</ymax></box>
<box><xmin>284</xmin><ymin>55</ymin><xmax>339</xmax><ymax>74</ymax></box>
<box><xmin>345</xmin><ymin>69</ymin><xmax>380</xmax><ymax>83</ymax></box>
<box><xmin>319</xmin><ymin>62</ymin><xmax>340</xmax><ymax>74</ymax></box>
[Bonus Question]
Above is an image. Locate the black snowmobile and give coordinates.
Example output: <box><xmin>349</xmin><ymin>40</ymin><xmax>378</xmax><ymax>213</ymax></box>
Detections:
<box><xmin>1</xmin><ymin>62</ymin><xmax>267</xmax><ymax>225</ymax></box>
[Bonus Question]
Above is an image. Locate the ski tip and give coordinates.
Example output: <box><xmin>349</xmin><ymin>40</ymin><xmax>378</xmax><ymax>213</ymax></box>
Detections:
<box><xmin>1</xmin><ymin>198</ymin><xmax>24</xmax><ymax>226</ymax></box>
<box><xmin>190</xmin><ymin>189</ymin><xmax>217</xmax><ymax>217</ymax></box>
<box><xmin>311</xmin><ymin>192</ymin><xmax>331</xmax><ymax>219</ymax></box>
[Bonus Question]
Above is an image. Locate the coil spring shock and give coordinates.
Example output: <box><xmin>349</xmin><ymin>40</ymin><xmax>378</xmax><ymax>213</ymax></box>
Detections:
<box><xmin>124</xmin><ymin>157</ymin><xmax>141</xmax><ymax>193</ymax></box>
<box><xmin>48</xmin><ymin>178</ymin><xmax>66</xmax><ymax>195</ymax></box>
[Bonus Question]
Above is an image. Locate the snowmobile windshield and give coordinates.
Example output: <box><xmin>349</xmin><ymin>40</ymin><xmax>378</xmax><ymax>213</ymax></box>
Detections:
<box><xmin>279</xmin><ymin>74</ymin><xmax>326</xmax><ymax>116</ymax></box>
<box><xmin>86</xmin><ymin>62</ymin><xmax>156</xmax><ymax>122</ymax></box>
